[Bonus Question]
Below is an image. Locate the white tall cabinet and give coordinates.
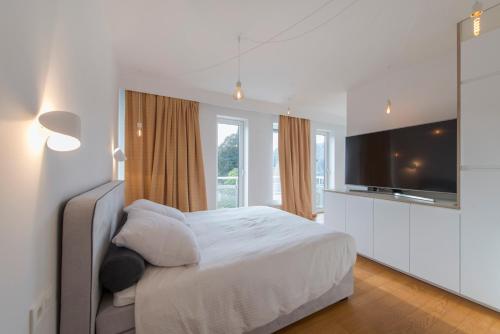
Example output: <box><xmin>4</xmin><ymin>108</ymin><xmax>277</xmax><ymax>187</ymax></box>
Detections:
<box><xmin>460</xmin><ymin>24</ymin><xmax>500</xmax><ymax>310</ymax></box>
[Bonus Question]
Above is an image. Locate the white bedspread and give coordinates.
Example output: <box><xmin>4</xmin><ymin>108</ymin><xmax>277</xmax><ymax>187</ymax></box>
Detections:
<box><xmin>135</xmin><ymin>206</ymin><xmax>356</xmax><ymax>334</ymax></box>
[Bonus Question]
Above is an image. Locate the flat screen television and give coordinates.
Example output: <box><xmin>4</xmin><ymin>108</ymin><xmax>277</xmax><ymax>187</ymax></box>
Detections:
<box><xmin>345</xmin><ymin>119</ymin><xmax>457</xmax><ymax>194</ymax></box>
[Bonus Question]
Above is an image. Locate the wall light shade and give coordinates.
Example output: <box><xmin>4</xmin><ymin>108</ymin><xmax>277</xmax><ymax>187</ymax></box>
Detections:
<box><xmin>113</xmin><ymin>147</ymin><xmax>127</xmax><ymax>161</ymax></box>
<box><xmin>38</xmin><ymin>111</ymin><xmax>81</xmax><ymax>151</ymax></box>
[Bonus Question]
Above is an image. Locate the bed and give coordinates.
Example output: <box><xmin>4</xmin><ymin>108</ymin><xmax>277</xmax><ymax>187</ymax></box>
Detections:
<box><xmin>60</xmin><ymin>181</ymin><xmax>356</xmax><ymax>334</ymax></box>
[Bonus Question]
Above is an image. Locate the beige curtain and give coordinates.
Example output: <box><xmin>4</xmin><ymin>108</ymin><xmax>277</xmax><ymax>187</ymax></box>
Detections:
<box><xmin>125</xmin><ymin>90</ymin><xmax>207</xmax><ymax>211</ymax></box>
<box><xmin>278</xmin><ymin>115</ymin><xmax>313</xmax><ymax>219</ymax></box>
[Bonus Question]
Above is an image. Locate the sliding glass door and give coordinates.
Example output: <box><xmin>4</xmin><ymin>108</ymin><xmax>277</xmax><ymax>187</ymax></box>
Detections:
<box><xmin>217</xmin><ymin>118</ymin><xmax>245</xmax><ymax>208</ymax></box>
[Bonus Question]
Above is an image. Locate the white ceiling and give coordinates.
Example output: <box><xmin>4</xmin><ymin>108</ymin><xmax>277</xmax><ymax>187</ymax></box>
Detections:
<box><xmin>102</xmin><ymin>0</ymin><xmax>497</xmax><ymax>123</ymax></box>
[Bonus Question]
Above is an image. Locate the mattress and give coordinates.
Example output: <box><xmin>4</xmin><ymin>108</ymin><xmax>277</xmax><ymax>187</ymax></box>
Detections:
<box><xmin>135</xmin><ymin>206</ymin><xmax>356</xmax><ymax>334</ymax></box>
<box><xmin>96</xmin><ymin>206</ymin><xmax>356</xmax><ymax>334</ymax></box>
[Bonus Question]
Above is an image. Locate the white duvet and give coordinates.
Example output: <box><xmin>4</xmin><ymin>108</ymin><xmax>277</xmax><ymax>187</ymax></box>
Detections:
<box><xmin>135</xmin><ymin>206</ymin><xmax>356</xmax><ymax>334</ymax></box>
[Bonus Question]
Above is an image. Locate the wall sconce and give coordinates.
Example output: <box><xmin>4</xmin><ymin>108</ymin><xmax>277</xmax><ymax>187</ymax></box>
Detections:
<box><xmin>38</xmin><ymin>111</ymin><xmax>81</xmax><ymax>152</ymax></box>
<box><xmin>113</xmin><ymin>147</ymin><xmax>127</xmax><ymax>161</ymax></box>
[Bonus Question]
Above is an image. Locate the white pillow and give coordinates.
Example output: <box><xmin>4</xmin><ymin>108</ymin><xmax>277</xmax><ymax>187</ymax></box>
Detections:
<box><xmin>113</xmin><ymin>209</ymin><xmax>200</xmax><ymax>267</ymax></box>
<box><xmin>124</xmin><ymin>199</ymin><xmax>186</xmax><ymax>223</ymax></box>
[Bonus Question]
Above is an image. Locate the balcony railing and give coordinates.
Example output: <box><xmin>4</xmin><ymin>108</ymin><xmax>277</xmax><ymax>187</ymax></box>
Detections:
<box><xmin>217</xmin><ymin>176</ymin><xmax>239</xmax><ymax>208</ymax></box>
<box><xmin>315</xmin><ymin>175</ymin><xmax>325</xmax><ymax>209</ymax></box>
<box><xmin>217</xmin><ymin>175</ymin><xmax>326</xmax><ymax>209</ymax></box>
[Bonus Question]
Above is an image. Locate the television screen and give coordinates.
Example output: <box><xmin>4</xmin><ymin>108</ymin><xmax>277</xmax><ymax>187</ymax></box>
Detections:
<box><xmin>345</xmin><ymin>119</ymin><xmax>457</xmax><ymax>193</ymax></box>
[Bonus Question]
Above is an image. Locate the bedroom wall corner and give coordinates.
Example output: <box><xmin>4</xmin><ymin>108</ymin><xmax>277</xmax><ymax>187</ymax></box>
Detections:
<box><xmin>0</xmin><ymin>0</ymin><xmax>118</xmax><ymax>333</ymax></box>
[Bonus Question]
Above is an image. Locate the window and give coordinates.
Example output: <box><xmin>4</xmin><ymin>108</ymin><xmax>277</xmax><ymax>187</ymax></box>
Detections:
<box><xmin>315</xmin><ymin>131</ymin><xmax>330</xmax><ymax>210</ymax></box>
<box><xmin>272</xmin><ymin>122</ymin><xmax>281</xmax><ymax>204</ymax></box>
<box><xmin>217</xmin><ymin>118</ymin><xmax>245</xmax><ymax>208</ymax></box>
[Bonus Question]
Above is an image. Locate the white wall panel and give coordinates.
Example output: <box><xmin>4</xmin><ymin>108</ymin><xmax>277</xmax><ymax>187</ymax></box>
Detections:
<box><xmin>461</xmin><ymin>74</ymin><xmax>500</xmax><ymax>167</ymax></box>
<box><xmin>461</xmin><ymin>170</ymin><xmax>500</xmax><ymax>309</ymax></box>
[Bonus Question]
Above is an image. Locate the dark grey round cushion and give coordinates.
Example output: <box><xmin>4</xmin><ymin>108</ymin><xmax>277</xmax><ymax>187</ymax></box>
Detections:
<box><xmin>99</xmin><ymin>243</ymin><xmax>145</xmax><ymax>293</ymax></box>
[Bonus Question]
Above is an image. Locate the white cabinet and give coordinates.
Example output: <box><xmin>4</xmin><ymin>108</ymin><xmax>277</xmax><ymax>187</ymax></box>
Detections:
<box><xmin>410</xmin><ymin>205</ymin><xmax>460</xmax><ymax>292</ymax></box>
<box><xmin>461</xmin><ymin>28</ymin><xmax>500</xmax><ymax>82</ymax></box>
<box><xmin>323</xmin><ymin>192</ymin><xmax>346</xmax><ymax>232</ymax></box>
<box><xmin>346</xmin><ymin>196</ymin><xmax>373</xmax><ymax>257</ymax></box>
<box><xmin>461</xmin><ymin>170</ymin><xmax>500</xmax><ymax>309</ymax></box>
<box><xmin>373</xmin><ymin>200</ymin><xmax>410</xmax><ymax>272</ymax></box>
<box><xmin>461</xmin><ymin>74</ymin><xmax>500</xmax><ymax>167</ymax></box>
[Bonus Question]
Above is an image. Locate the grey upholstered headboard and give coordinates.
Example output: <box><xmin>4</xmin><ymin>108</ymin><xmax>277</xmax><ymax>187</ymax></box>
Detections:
<box><xmin>60</xmin><ymin>181</ymin><xmax>125</xmax><ymax>334</ymax></box>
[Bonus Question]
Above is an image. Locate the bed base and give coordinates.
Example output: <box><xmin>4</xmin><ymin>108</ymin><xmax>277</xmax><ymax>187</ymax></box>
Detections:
<box><xmin>96</xmin><ymin>268</ymin><xmax>353</xmax><ymax>334</ymax></box>
<box><xmin>60</xmin><ymin>181</ymin><xmax>354</xmax><ymax>334</ymax></box>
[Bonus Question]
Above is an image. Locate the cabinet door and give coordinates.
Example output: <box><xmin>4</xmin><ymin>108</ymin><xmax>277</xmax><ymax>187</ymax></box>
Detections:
<box><xmin>323</xmin><ymin>192</ymin><xmax>346</xmax><ymax>232</ymax></box>
<box><xmin>461</xmin><ymin>170</ymin><xmax>500</xmax><ymax>309</ymax></box>
<box><xmin>461</xmin><ymin>74</ymin><xmax>500</xmax><ymax>167</ymax></box>
<box><xmin>461</xmin><ymin>27</ymin><xmax>500</xmax><ymax>82</ymax></box>
<box><xmin>410</xmin><ymin>205</ymin><xmax>460</xmax><ymax>292</ymax></box>
<box><xmin>346</xmin><ymin>196</ymin><xmax>373</xmax><ymax>258</ymax></box>
<box><xmin>373</xmin><ymin>200</ymin><xmax>410</xmax><ymax>272</ymax></box>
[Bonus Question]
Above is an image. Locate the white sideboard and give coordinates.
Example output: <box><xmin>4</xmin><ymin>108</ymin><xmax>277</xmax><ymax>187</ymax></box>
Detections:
<box><xmin>373</xmin><ymin>200</ymin><xmax>410</xmax><ymax>273</ymax></box>
<box><xmin>324</xmin><ymin>190</ymin><xmax>461</xmax><ymax>294</ymax></box>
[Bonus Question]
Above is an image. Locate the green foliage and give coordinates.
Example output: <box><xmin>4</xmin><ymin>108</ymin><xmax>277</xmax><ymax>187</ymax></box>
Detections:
<box><xmin>218</xmin><ymin>133</ymin><xmax>239</xmax><ymax>176</ymax></box>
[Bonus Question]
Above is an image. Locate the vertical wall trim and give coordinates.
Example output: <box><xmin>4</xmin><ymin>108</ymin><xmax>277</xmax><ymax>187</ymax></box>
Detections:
<box><xmin>456</xmin><ymin>22</ymin><xmax>462</xmax><ymax>209</ymax></box>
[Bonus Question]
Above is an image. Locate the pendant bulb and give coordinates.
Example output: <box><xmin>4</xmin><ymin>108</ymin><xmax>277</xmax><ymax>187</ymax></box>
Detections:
<box><xmin>233</xmin><ymin>81</ymin><xmax>244</xmax><ymax>100</ymax></box>
<box><xmin>233</xmin><ymin>35</ymin><xmax>244</xmax><ymax>101</ymax></box>
<box><xmin>137</xmin><ymin>122</ymin><xmax>143</xmax><ymax>137</ymax></box>
<box><xmin>471</xmin><ymin>2</ymin><xmax>483</xmax><ymax>37</ymax></box>
<box><xmin>137</xmin><ymin>94</ymin><xmax>143</xmax><ymax>137</ymax></box>
<box><xmin>386</xmin><ymin>99</ymin><xmax>392</xmax><ymax>114</ymax></box>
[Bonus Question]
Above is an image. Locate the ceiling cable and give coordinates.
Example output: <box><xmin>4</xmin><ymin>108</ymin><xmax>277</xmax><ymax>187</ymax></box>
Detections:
<box><xmin>177</xmin><ymin>0</ymin><xmax>361</xmax><ymax>78</ymax></box>
<box><xmin>243</xmin><ymin>0</ymin><xmax>362</xmax><ymax>44</ymax></box>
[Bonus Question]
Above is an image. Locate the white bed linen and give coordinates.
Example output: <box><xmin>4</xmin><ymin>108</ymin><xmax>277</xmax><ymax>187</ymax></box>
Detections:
<box><xmin>135</xmin><ymin>206</ymin><xmax>356</xmax><ymax>334</ymax></box>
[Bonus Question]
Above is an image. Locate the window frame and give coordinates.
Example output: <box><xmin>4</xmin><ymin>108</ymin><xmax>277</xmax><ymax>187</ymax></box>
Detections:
<box><xmin>216</xmin><ymin>116</ymin><xmax>246</xmax><ymax>209</ymax></box>
<box><xmin>315</xmin><ymin>130</ymin><xmax>330</xmax><ymax>211</ymax></box>
<box><xmin>272</xmin><ymin>122</ymin><xmax>281</xmax><ymax>205</ymax></box>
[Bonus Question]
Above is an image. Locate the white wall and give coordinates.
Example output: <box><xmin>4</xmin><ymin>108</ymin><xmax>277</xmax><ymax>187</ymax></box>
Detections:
<box><xmin>200</xmin><ymin>104</ymin><xmax>346</xmax><ymax>210</ymax></box>
<box><xmin>200</xmin><ymin>104</ymin><xmax>274</xmax><ymax>209</ymax></box>
<box><xmin>346</xmin><ymin>52</ymin><xmax>457</xmax><ymax>136</ymax></box>
<box><xmin>119</xmin><ymin>69</ymin><xmax>347</xmax><ymax>126</ymax></box>
<box><xmin>0</xmin><ymin>0</ymin><xmax>117</xmax><ymax>333</ymax></box>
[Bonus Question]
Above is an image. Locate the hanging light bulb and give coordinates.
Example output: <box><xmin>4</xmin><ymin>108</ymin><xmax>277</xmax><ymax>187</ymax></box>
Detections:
<box><xmin>470</xmin><ymin>2</ymin><xmax>483</xmax><ymax>37</ymax></box>
<box><xmin>136</xmin><ymin>122</ymin><xmax>143</xmax><ymax>137</ymax></box>
<box><xmin>386</xmin><ymin>99</ymin><xmax>392</xmax><ymax>114</ymax></box>
<box><xmin>233</xmin><ymin>36</ymin><xmax>244</xmax><ymax>101</ymax></box>
<box><xmin>137</xmin><ymin>93</ymin><xmax>143</xmax><ymax>137</ymax></box>
<box><xmin>287</xmin><ymin>107</ymin><xmax>291</xmax><ymax>115</ymax></box>
<box><xmin>233</xmin><ymin>81</ymin><xmax>244</xmax><ymax>100</ymax></box>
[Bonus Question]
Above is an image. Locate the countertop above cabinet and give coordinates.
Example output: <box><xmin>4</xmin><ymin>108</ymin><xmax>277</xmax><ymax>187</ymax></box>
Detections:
<box><xmin>325</xmin><ymin>188</ymin><xmax>459</xmax><ymax>210</ymax></box>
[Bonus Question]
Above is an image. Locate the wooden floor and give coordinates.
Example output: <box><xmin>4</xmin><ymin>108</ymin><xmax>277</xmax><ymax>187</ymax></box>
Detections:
<box><xmin>278</xmin><ymin>256</ymin><xmax>500</xmax><ymax>334</ymax></box>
